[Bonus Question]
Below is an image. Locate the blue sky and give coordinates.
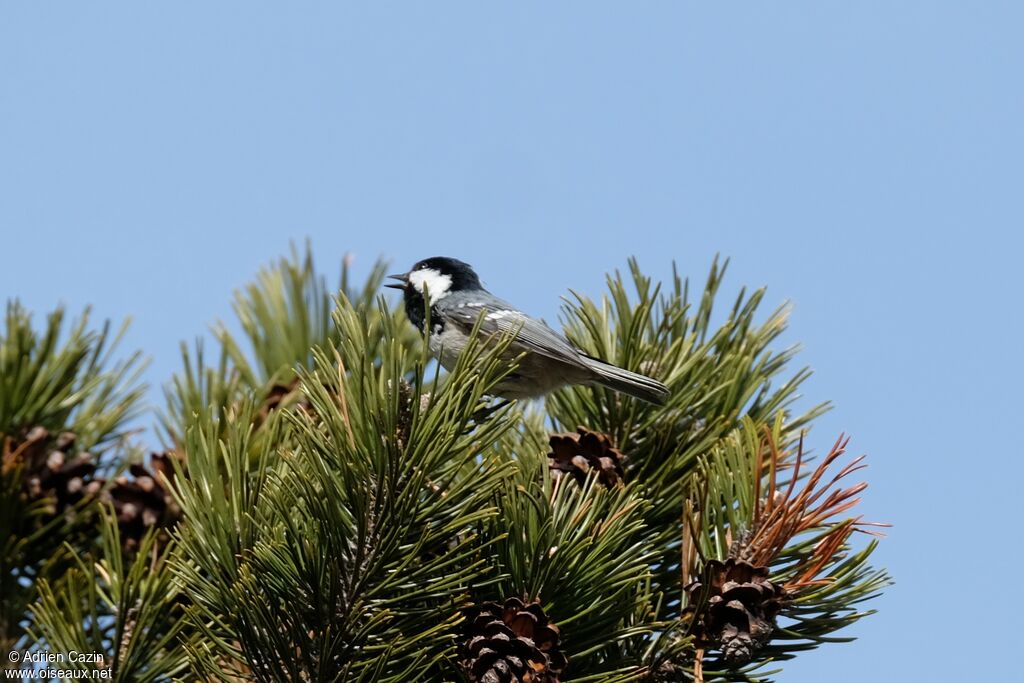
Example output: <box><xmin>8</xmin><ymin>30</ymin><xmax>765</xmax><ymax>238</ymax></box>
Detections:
<box><xmin>2</xmin><ymin>3</ymin><xmax>1020</xmax><ymax>680</ymax></box>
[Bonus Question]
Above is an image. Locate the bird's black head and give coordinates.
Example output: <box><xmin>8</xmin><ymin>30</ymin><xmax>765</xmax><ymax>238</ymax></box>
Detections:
<box><xmin>385</xmin><ymin>256</ymin><xmax>483</xmax><ymax>331</ymax></box>
<box><xmin>385</xmin><ymin>256</ymin><xmax>482</xmax><ymax>297</ymax></box>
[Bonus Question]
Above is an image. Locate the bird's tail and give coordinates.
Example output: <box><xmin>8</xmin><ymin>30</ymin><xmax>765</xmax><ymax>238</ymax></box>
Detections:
<box><xmin>582</xmin><ymin>357</ymin><xmax>669</xmax><ymax>405</ymax></box>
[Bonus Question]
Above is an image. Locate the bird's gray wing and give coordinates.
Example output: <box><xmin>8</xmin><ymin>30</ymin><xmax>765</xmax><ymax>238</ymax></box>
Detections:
<box><xmin>443</xmin><ymin>300</ymin><xmax>587</xmax><ymax>367</ymax></box>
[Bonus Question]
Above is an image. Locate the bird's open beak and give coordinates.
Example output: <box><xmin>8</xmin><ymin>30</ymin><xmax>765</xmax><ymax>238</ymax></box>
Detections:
<box><xmin>384</xmin><ymin>273</ymin><xmax>408</xmax><ymax>290</ymax></box>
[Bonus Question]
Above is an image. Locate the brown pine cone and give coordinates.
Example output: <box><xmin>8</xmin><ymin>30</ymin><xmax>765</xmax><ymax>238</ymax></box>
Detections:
<box><xmin>462</xmin><ymin>597</ymin><xmax>568</xmax><ymax>683</ymax></box>
<box><xmin>103</xmin><ymin>450</ymin><xmax>184</xmax><ymax>552</ymax></box>
<box><xmin>3</xmin><ymin>426</ymin><xmax>100</xmax><ymax>517</ymax></box>
<box><xmin>547</xmin><ymin>427</ymin><xmax>626</xmax><ymax>487</ymax></box>
<box><xmin>683</xmin><ymin>558</ymin><xmax>787</xmax><ymax>664</ymax></box>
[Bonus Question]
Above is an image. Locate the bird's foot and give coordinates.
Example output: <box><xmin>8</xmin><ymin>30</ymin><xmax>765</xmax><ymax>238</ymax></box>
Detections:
<box><xmin>472</xmin><ymin>399</ymin><xmax>512</xmax><ymax>423</ymax></box>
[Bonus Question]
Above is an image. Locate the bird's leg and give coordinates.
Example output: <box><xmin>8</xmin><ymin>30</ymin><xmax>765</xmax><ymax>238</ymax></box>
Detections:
<box><xmin>472</xmin><ymin>398</ymin><xmax>512</xmax><ymax>423</ymax></box>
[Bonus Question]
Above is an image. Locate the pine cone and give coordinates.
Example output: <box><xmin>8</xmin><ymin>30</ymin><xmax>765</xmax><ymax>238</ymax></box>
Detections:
<box><xmin>257</xmin><ymin>377</ymin><xmax>309</xmax><ymax>425</ymax></box>
<box><xmin>3</xmin><ymin>426</ymin><xmax>101</xmax><ymax>517</ymax></box>
<box><xmin>103</xmin><ymin>450</ymin><xmax>184</xmax><ymax>552</ymax></box>
<box><xmin>3</xmin><ymin>428</ymin><xmax>186</xmax><ymax>552</ymax></box>
<box><xmin>547</xmin><ymin>427</ymin><xmax>626</xmax><ymax>487</ymax></box>
<box><xmin>462</xmin><ymin>597</ymin><xmax>568</xmax><ymax>683</ymax></box>
<box><xmin>262</xmin><ymin>380</ymin><xmax>295</xmax><ymax>414</ymax></box>
<box><xmin>684</xmin><ymin>559</ymin><xmax>787</xmax><ymax>665</ymax></box>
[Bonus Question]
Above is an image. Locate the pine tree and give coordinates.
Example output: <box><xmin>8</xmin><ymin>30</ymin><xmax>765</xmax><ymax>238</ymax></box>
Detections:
<box><xmin>2</xmin><ymin>244</ymin><xmax>889</xmax><ymax>682</ymax></box>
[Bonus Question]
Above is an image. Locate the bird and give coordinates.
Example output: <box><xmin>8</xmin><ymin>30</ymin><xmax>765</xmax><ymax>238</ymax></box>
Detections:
<box><xmin>385</xmin><ymin>256</ymin><xmax>669</xmax><ymax>404</ymax></box>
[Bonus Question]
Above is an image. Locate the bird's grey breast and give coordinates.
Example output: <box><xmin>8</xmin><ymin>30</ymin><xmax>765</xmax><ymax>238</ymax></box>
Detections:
<box><xmin>429</xmin><ymin>319</ymin><xmax>469</xmax><ymax>370</ymax></box>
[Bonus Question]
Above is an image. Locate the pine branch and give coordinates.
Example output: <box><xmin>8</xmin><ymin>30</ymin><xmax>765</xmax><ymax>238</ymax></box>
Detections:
<box><xmin>170</xmin><ymin>296</ymin><xmax>522</xmax><ymax>682</ymax></box>
<box><xmin>6</xmin><ymin>247</ymin><xmax>889</xmax><ymax>683</ymax></box>
<box><xmin>544</xmin><ymin>258</ymin><xmax>828</xmax><ymax>626</ymax></box>
<box><xmin>160</xmin><ymin>243</ymin><xmax>419</xmax><ymax>450</ymax></box>
<box><xmin>0</xmin><ymin>301</ymin><xmax>146</xmax><ymax>450</ymax></box>
<box><xmin>1</xmin><ymin>302</ymin><xmax>146</xmax><ymax>657</ymax></box>
<box><xmin>548</xmin><ymin>258</ymin><xmax>824</xmax><ymax>477</ymax></box>
<box><xmin>476</xmin><ymin>455</ymin><xmax>663</xmax><ymax>681</ymax></box>
<box><xmin>29</xmin><ymin>506</ymin><xmax>190</xmax><ymax>682</ymax></box>
<box><xmin>679</xmin><ymin>417</ymin><xmax>890</xmax><ymax>680</ymax></box>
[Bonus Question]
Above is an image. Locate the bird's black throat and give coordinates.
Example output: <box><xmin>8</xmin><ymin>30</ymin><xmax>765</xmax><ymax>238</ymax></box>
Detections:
<box><xmin>403</xmin><ymin>289</ymin><xmax>444</xmax><ymax>335</ymax></box>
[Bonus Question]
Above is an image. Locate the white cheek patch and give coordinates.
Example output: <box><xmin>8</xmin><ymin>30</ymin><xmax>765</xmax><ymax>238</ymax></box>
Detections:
<box><xmin>408</xmin><ymin>268</ymin><xmax>453</xmax><ymax>300</ymax></box>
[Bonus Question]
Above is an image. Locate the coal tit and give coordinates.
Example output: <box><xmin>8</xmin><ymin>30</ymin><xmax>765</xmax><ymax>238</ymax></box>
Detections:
<box><xmin>386</xmin><ymin>257</ymin><xmax>669</xmax><ymax>404</ymax></box>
